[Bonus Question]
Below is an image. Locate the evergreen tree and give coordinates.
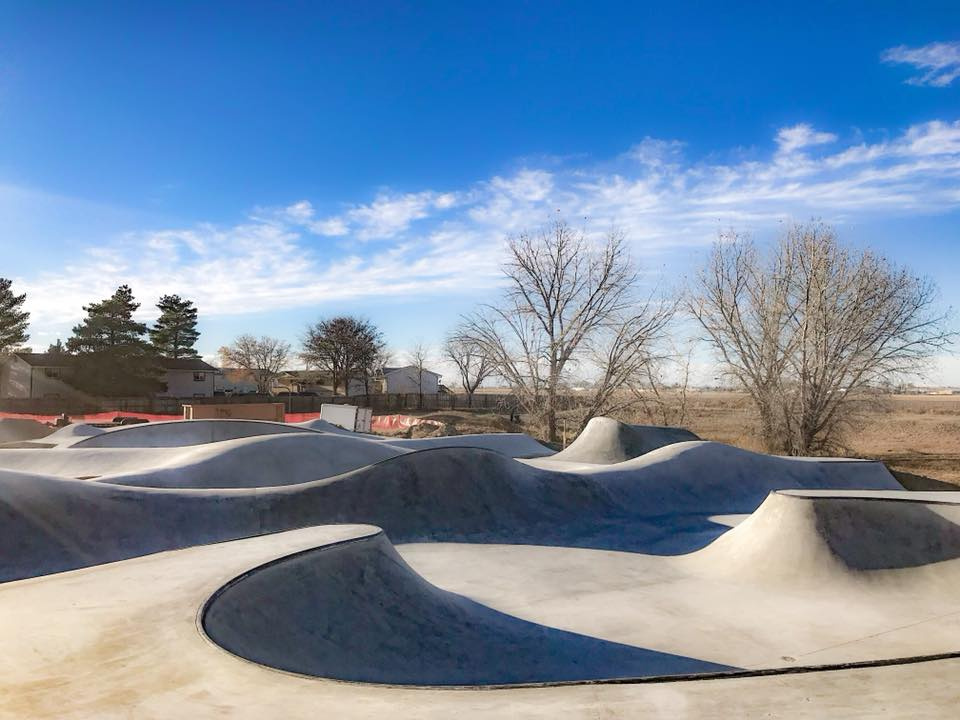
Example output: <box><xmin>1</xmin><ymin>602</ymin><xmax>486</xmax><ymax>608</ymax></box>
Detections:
<box><xmin>66</xmin><ymin>285</ymin><xmax>161</xmax><ymax>396</ymax></box>
<box><xmin>0</xmin><ymin>278</ymin><xmax>30</xmax><ymax>354</ymax></box>
<box><xmin>46</xmin><ymin>339</ymin><xmax>66</xmax><ymax>355</ymax></box>
<box><xmin>150</xmin><ymin>294</ymin><xmax>200</xmax><ymax>359</ymax></box>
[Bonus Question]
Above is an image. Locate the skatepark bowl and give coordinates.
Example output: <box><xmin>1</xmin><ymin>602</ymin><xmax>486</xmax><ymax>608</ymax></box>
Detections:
<box><xmin>2</xmin><ymin>415</ymin><xmax>960</xmax><ymax>717</ymax></box>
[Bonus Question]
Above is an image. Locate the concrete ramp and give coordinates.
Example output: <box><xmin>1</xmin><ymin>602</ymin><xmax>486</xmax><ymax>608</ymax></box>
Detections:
<box><xmin>69</xmin><ymin>419</ymin><xmax>312</xmax><ymax>448</ymax></box>
<box><xmin>0</xmin><ymin>441</ymin><xmax>902</xmax><ymax>582</ymax></box>
<box><xmin>101</xmin><ymin>433</ymin><xmax>407</xmax><ymax>488</ymax></box>
<box><xmin>202</xmin><ymin>530</ymin><xmax>733</xmax><ymax>685</ymax></box>
<box><xmin>543</xmin><ymin>417</ymin><xmax>699</xmax><ymax>465</ymax></box>
<box><xmin>384</xmin><ymin>431</ymin><xmax>552</xmax><ymax>458</ymax></box>
<box><xmin>0</xmin><ymin>433</ymin><xmax>406</xmax><ymax>485</ymax></box>
<box><xmin>44</xmin><ymin>422</ymin><xmax>106</xmax><ymax>445</ymax></box>
<box><xmin>65</xmin><ymin>418</ymin><xmax>553</xmax><ymax>458</ymax></box>
<box><xmin>692</xmin><ymin>490</ymin><xmax>960</xmax><ymax>582</ymax></box>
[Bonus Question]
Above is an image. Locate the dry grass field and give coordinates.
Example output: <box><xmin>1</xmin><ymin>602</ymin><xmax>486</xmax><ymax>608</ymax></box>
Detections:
<box><xmin>671</xmin><ymin>391</ymin><xmax>960</xmax><ymax>487</ymax></box>
<box><xmin>408</xmin><ymin>390</ymin><xmax>960</xmax><ymax>487</ymax></box>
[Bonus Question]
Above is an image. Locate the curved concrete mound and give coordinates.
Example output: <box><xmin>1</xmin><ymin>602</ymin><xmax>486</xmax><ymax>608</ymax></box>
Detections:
<box><xmin>100</xmin><ymin>433</ymin><xmax>408</xmax><ymax>488</ymax></box>
<box><xmin>44</xmin><ymin>422</ymin><xmax>106</xmax><ymax>445</ymax></box>
<box><xmin>542</xmin><ymin>417</ymin><xmax>700</xmax><ymax>465</ymax></box>
<box><xmin>202</xmin><ymin>531</ymin><xmax>734</xmax><ymax>685</ymax></box>
<box><xmin>63</xmin><ymin>418</ymin><xmax>554</xmax><ymax>457</ymax></box>
<box><xmin>0</xmin><ymin>442</ymin><xmax>899</xmax><ymax>582</ymax></box>
<box><xmin>693</xmin><ymin>490</ymin><xmax>960</xmax><ymax>581</ymax></box>
<box><xmin>70</xmin><ymin>419</ymin><xmax>313</xmax><ymax>448</ymax></box>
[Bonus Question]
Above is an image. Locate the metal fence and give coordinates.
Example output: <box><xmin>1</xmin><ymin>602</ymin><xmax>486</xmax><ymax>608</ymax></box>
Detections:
<box><xmin>0</xmin><ymin>392</ymin><xmax>517</xmax><ymax>417</ymax></box>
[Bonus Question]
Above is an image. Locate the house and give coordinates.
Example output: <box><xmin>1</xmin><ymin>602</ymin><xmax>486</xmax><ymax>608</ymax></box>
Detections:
<box><xmin>0</xmin><ymin>352</ymin><xmax>80</xmax><ymax>399</ymax></box>
<box><xmin>267</xmin><ymin>366</ymin><xmax>444</xmax><ymax>397</ymax></box>
<box><xmin>379</xmin><ymin>365</ymin><xmax>442</xmax><ymax>394</ymax></box>
<box><xmin>0</xmin><ymin>352</ymin><xmax>218</xmax><ymax>399</ymax></box>
<box><xmin>272</xmin><ymin>369</ymin><xmax>367</xmax><ymax>396</ymax></box>
<box><xmin>156</xmin><ymin>358</ymin><xmax>218</xmax><ymax>398</ymax></box>
<box><xmin>214</xmin><ymin>368</ymin><xmax>261</xmax><ymax>395</ymax></box>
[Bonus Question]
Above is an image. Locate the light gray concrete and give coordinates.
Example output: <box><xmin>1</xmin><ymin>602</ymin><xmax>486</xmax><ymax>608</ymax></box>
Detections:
<box><xmin>2</xmin><ymin>525</ymin><xmax>960</xmax><ymax>718</ymax></box>
<box><xmin>59</xmin><ymin>417</ymin><xmax>554</xmax><ymax>457</ymax></box>
<box><xmin>0</xmin><ymin>416</ymin><xmax>954</xmax><ymax>717</ymax></box>
<box><xmin>0</xmin><ymin>440</ymin><xmax>898</xmax><ymax>581</ymax></box>
<box><xmin>204</xmin><ymin>531</ymin><xmax>731</xmax><ymax>685</ymax></box>
<box><xmin>537</xmin><ymin>417</ymin><xmax>699</xmax><ymax>465</ymax></box>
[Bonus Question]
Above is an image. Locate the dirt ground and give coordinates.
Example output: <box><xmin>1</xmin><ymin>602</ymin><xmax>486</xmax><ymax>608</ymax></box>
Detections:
<box><xmin>396</xmin><ymin>392</ymin><xmax>960</xmax><ymax>487</ymax></box>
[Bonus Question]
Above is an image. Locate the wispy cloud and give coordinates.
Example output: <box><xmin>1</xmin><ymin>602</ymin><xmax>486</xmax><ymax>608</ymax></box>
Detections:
<box><xmin>775</xmin><ymin>124</ymin><xmax>837</xmax><ymax>154</ymax></box>
<box><xmin>10</xmin><ymin>118</ymin><xmax>960</xmax><ymax>336</ymax></box>
<box><xmin>882</xmin><ymin>41</ymin><xmax>960</xmax><ymax>87</ymax></box>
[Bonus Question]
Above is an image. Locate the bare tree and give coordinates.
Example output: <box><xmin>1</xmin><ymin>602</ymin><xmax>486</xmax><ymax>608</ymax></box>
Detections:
<box><xmin>691</xmin><ymin>221</ymin><xmax>955</xmax><ymax>455</ymax></box>
<box><xmin>408</xmin><ymin>342</ymin><xmax>430</xmax><ymax>410</ymax></box>
<box><xmin>630</xmin><ymin>344</ymin><xmax>694</xmax><ymax>427</ymax></box>
<box><xmin>365</xmin><ymin>344</ymin><xmax>392</xmax><ymax>395</ymax></box>
<box><xmin>444</xmin><ymin>326</ymin><xmax>494</xmax><ymax>406</ymax></box>
<box><xmin>219</xmin><ymin>335</ymin><xmax>291</xmax><ymax>394</ymax></box>
<box><xmin>300</xmin><ymin>316</ymin><xmax>385</xmax><ymax>395</ymax></box>
<box><xmin>461</xmin><ymin>220</ymin><xmax>674</xmax><ymax>442</ymax></box>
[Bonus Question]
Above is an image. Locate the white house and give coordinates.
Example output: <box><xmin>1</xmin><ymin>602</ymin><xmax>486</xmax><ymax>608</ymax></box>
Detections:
<box><xmin>156</xmin><ymin>358</ymin><xmax>218</xmax><ymax>398</ymax></box>
<box><xmin>380</xmin><ymin>365</ymin><xmax>442</xmax><ymax>394</ymax></box>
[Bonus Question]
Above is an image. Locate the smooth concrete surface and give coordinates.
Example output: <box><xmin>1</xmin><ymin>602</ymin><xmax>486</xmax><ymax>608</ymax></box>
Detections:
<box><xmin>2</xmin><ymin>526</ymin><xmax>960</xmax><ymax>719</ymax></box>
<box><xmin>204</xmin><ymin>531</ymin><xmax>732</xmax><ymax>685</ymax></box>
<box><xmin>1</xmin><ymin>417</ymin><xmax>957</xmax><ymax>718</ymax></box>
<box><xmin>0</xmin><ymin>432</ymin><xmax>406</xmax><ymax>487</ymax></box>
<box><xmin>537</xmin><ymin>416</ymin><xmax>700</xmax><ymax>465</ymax></box>
<box><xmin>0</xmin><ymin>441</ymin><xmax>899</xmax><ymax>581</ymax></box>
<box><xmin>62</xmin><ymin>418</ymin><xmax>554</xmax><ymax>457</ymax></box>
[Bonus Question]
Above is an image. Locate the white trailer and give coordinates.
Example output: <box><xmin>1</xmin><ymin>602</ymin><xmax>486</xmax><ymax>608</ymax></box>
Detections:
<box><xmin>319</xmin><ymin>404</ymin><xmax>373</xmax><ymax>432</ymax></box>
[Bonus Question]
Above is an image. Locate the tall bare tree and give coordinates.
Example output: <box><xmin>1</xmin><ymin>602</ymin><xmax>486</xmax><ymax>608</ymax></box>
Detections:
<box><xmin>691</xmin><ymin>222</ymin><xmax>955</xmax><ymax>455</ymax></box>
<box><xmin>408</xmin><ymin>342</ymin><xmax>430</xmax><ymax>409</ymax></box>
<box><xmin>461</xmin><ymin>220</ymin><xmax>674</xmax><ymax>442</ymax></box>
<box><xmin>219</xmin><ymin>335</ymin><xmax>291</xmax><ymax>394</ymax></box>
<box><xmin>301</xmin><ymin>316</ymin><xmax>384</xmax><ymax>395</ymax></box>
<box><xmin>444</xmin><ymin>327</ymin><xmax>494</xmax><ymax>405</ymax></box>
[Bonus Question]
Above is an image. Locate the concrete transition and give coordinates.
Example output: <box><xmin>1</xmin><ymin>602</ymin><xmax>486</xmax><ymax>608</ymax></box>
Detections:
<box><xmin>539</xmin><ymin>416</ymin><xmax>700</xmax><ymax>465</ymax></box>
<box><xmin>1</xmin><ymin>416</ymin><xmax>959</xmax><ymax>718</ymax></box>
<box><xmin>202</xmin><ymin>530</ymin><xmax>733</xmax><ymax>685</ymax></box>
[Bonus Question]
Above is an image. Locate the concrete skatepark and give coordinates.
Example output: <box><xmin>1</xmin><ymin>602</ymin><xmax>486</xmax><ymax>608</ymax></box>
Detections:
<box><xmin>1</xmin><ymin>416</ymin><xmax>959</xmax><ymax>717</ymax></box>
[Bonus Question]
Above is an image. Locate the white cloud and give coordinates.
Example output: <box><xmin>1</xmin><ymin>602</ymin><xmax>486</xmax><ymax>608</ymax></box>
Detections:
<box><xmin>882</xmin><ymin>41</ymin><xmax>960</xmax><ymax>87</ymax></box>
<box><xmin>625</xmin><ymin>138</ymin><xmax>685</xmax><ymax>166</ymax></box>
<box><xmin>775</xmin><ymin>124</ymin><xmax>838</xmax><ymax>155</ymax></box>
<box><xmin>282</xmin><ymin>200</ymin><xmax>314</xmax><ymax>223</ymax></box>
<box><xmin>308</xmin><ymin>190</ymin><xmax>462</xmax><ymax>241</ymax></box>
<box><xmin>12</xmin><ymin>118</ymin><xmax>960</xmax><ymax>341</ymax></box>
<box><xmin>309</xmin><ymin>217</ymin><xmax>349</xmax><ymax>236</ymax></box>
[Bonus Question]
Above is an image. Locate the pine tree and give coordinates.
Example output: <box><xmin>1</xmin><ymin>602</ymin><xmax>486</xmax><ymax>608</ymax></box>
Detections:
<box><xmin>66</xmin><ymin>285</ymin><xmax>161</xmax><ymax>396</ymax></box>
<box><xmin>150</xmin><ymin>295</ymin><xmax>200</xmax><ymax>359</ymax></box>
<box><xmin>0</xmin><ymin>278</ymin><xmax>30</xmax><ymax>354</ymax></box>
<box><xmin>46</xmin><ymin>339</ymin><xmax>66</xmax><ymax>355</ymax></box>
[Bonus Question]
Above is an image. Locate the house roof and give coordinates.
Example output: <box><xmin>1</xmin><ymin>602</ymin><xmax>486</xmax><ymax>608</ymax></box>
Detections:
<box><xmin>383</xmin><ymin>365</ymin><xmax>441</xmax><ymax>378</ymax></box>
<box><xmin>12</xmin><ymin>352</ymin><xmax>216</xmax><ymax>373</ymax></box>
<box><xmin>158</xmin><ymin>358</ymin><xmax>217</xmax><ymax>372</ymax></box>
<box><xmin>13</xmin><ymin>352</ymin><xmax>77</xmax><ymax>367</ymax></box>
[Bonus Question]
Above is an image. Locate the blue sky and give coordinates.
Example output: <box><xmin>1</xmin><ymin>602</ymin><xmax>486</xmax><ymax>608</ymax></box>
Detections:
<box><xmin>1</xmin><ymin>2</ymin><xmax>959</xmax><ymax>382</ymax></box>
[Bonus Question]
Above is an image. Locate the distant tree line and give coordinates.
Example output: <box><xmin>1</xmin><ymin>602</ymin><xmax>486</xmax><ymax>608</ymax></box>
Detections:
<box><xmin>0</xmin><ymin>282</ymin><xmax>202</xmax><ymax>397</ymax></box>
<box><xmin>3</xmin><ymin>215</ymin><xmax>953</xmax><ymax>454</ymax></box>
